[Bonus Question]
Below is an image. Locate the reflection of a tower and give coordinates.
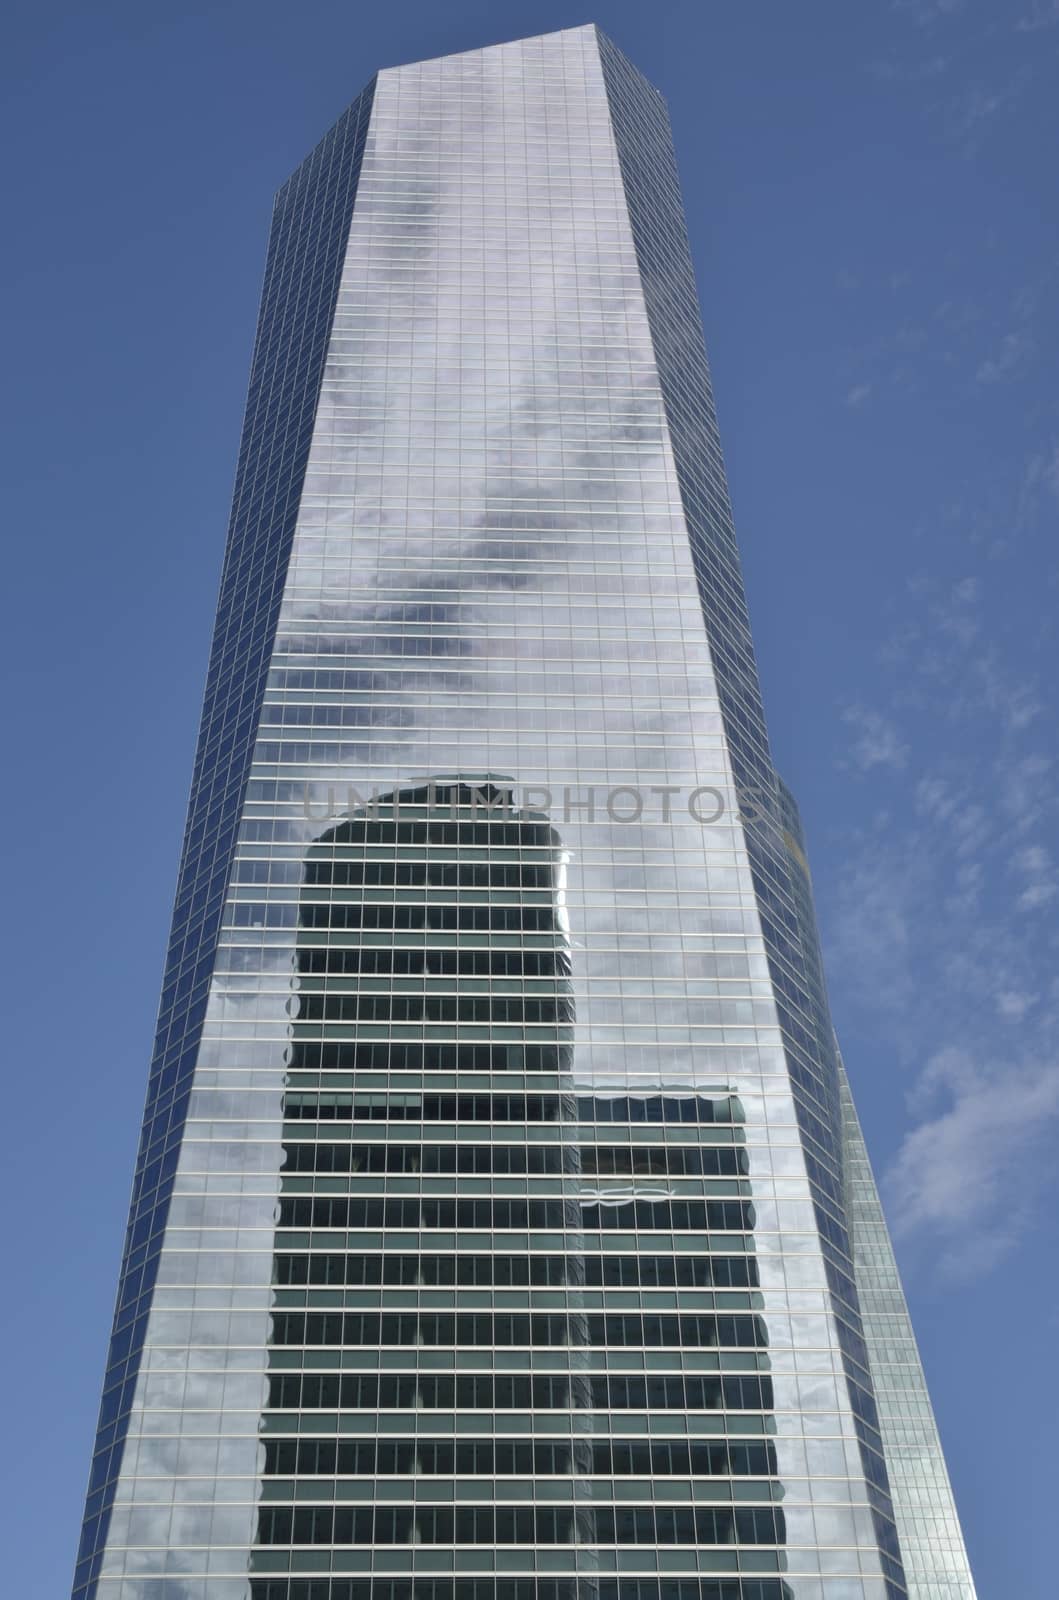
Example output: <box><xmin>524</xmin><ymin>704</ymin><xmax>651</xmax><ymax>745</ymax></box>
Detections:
<box><xmin>251</xmin><ymin>779</ymin><xmax>789</xmax><ymax>1600</ymax></box>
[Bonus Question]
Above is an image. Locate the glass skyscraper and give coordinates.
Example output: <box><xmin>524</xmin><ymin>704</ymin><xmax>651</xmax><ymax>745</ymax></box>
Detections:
<box><xmin>72</xmin><ymin>25</ymin><xmax>976</xmax><ymax>1600</ymax></box>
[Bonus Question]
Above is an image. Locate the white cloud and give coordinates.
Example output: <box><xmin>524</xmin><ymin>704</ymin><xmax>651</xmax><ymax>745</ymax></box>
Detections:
<box><xmin>999</xmin><ymin>752</ymin><xmax>1053</xmax><ymax>832</ymax></box>
<box><xmin>1014</xmin><ymin>843</ymin><xmax>1050</xmax><ymax>875</ymax></box>
<box><xmin>872</xmin><ymin>55</ymin><xmax>949</xmax><ymax>82</ymax></box>
<box><xmin>1018</xmin><ymin>880</ymin><xmax>1059</xmax><ymax>911</ymax></box>
<box><xmin>887</xmin><ymin>1047</ymin><xmax>1059</xmax><ymax>1276</ymax></box>
<box><xmin>1045</xmin><ymin>444</ymin><xmax>1059</xmax><ymax>501</ymax></box>
<box><xmin>911</xmin><ymin>776</ymin><xmax>989</xmax><ymax>856</ymax></box>
<box><xmin>961</xmin><ymin>654</ymin><xmax>1042</xmax><ymax>733</ymax></box>
<box><xmin>1016</xmin><ymin>0</ymin><xmax>1059</xmax><ymax>30</ymax></box>
<box><xmin>995</xmin><ymin>989</ymin><xmax>1034</xmax><ymax>1020</ymax></box>
<box><xmin>948</xmin><ymin>800</ymin><xmax>990</xmax><ymax>858</ymax></box>
<box><xmin>1011</xmin><ymin>842</ymin><xmax>1058</xmax><ymax>907</ymax></box>
<box><xmin>1015</xmin><ymin>443</ymin><xmax>1059</xmax><ymax>530</ymax></box>
<box><xmin>845</xmin><ymin>383</ymin><xmax>872</xmax><ymax>409</ymax></box>
<box><xmin>842</xmin><ymin>705</ymin><xmax>909</xmax><ymax>771</ymax></box>
<box><xmin>915</xmin><ymin>775</ymin><xmax>958</xmax><ymax>821</ymax></box>
<box><xmin>829</xmin><ymin>832</ymin><xmax>922</xmax><ymax>1025</ymax></box>
<box><xmin>946</xmin><ymin>84</ymin><xmax>1011</xmax><ymax>147</ymax></box>
<box><xmin>827</xmin><ymin>522</ymin><xmax>1058</xmax><ymax>1284</ymax></box>
<box><xmin>937</xmin><ymin>596</ymin><xmax>979</xmax><ymax>648</ymax></box>
<box><xmin>894</xmin><ymin>0</ymin><xmax>964</xmax><ymax>21</ymax></box>
<box><xmin>976</xmin><ymin>331</ymin><xmax>1033</xmax><ymax>384</ymax></box>
<box><xmin>945</xmin><ymin>858</ymin><xmax>984</xmax><ymax>916</ymax></box>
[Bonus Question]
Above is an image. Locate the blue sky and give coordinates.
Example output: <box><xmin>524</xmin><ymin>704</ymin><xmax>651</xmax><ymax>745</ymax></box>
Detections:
<box><xmin>1</xmin><ymin>0</ymin><xmax>1056</xmax><ymax>1593</ymax></box>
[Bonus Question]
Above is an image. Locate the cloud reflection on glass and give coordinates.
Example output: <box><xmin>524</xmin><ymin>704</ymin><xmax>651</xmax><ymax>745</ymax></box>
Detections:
<box><xmin>72</xmin><ymin>24</ymin><xmax>975</xmax><ymax>1600</ymax></box>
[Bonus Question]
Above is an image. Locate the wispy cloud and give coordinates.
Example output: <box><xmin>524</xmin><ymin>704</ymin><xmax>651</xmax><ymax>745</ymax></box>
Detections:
<box><xmin>1018</xmin><ymin>881</ymin><xmax>1058</xmax><ymax>911</ymax></box>
<box><xmin>845</xmin><ymin>382</ymin><xmax>872</xmax><ymax>409</ymax></box>
<box><xmin>871</xmin><ymin>55</ymin><xmax>950</xmax><ymax>82</ymax></box>
<box><xmin>998</xmin><ymin>751</ymin><xmax>1053</xmax><ymax>833</ymax></box>
<box><xmin>1040</xmin><ymin>443</ymin><xmax>1059</xmax><ymax>503</ymax></box>
<box><xmin>826</xmin><ymin>547</ymin><xmax>1058</xmax><ymax>1280</ymax></box>
<box><xmin>943</xmin><ymin>72</ymin><xmax>1030</xmax><ymax>153</ymax></box>
<box><xmin>893</xmin><ymin>578</ymin><xmax>1043</xmax><ymax>732</ymax></box>
<box><xmin>995</xmin><ymin>989</ymin><xmax>1035</xmax><ymax>1020</ymax></box>
<box><xmin>972</xmin><ymin>655</ymin><xmax>1042</xmax><ymax>732</ymax></box>
<box><xmin>1015</xmin><ymin>0</ymin><xmax>1059</xmax><ymax>31</ymax></box>
<box><xmin>887</xmin><ymin>1047</ymin><xmax>1059</xmax><ymax>1277</ymax></box>
<box><xmin>1015</xmin><ymin>445</ymin><xmax>1059</xmax><ymax>532</ymax></box>
<box><xmin>842</xmin><ymin>705</ymin><xmax>909</xmax><ymax>771</ymax></box>
<box><xmin>1012</xmin><ymin>843</ymin><xmax>1059</xmax><ymax>910</ymax></box>
<box><xmin>1047</xmin><ymin>448</ymin><xmax>1059</xmax><ymax>501</ymax></box>
<box><xmin>976</xmin><ymin>330</ymin><xmax>1034</xmax><ymax>384</ymax></box>
<box><xmin>830</xmin><ymin>826</ymin><xmax>922</xmax><ymax>1022</ymax></box>
<box><xmin>893</xmin><ymin>0</ymin><xmax>965</xmax><ymax>23</ymax></box>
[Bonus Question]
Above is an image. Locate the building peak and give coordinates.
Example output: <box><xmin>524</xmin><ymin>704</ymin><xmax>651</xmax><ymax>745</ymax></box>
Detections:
<box><xmin>378</xmin><ymin>20</ymin><xmax>602</xmax><ymax>76</ymax></box>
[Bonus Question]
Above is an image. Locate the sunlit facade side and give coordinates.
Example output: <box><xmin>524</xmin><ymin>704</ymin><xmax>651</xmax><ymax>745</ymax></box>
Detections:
<box><xmin>72</xmin><ymin>23</ymin><xmax>975</xmax><ymax>1600</ymax></box>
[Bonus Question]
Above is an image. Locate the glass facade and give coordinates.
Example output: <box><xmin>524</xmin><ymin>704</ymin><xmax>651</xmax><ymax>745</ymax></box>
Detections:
<box><xmin>72</xmin><ymin>24</ymin><xmax>976</xmax><ymax>1600</ymax></box>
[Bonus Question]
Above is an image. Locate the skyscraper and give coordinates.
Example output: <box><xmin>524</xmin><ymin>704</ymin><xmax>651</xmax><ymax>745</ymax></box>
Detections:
<box><xmin>72</xmin><ymin>24</ymin><xmax>976</xmax><ymax>1600</ymax></box>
